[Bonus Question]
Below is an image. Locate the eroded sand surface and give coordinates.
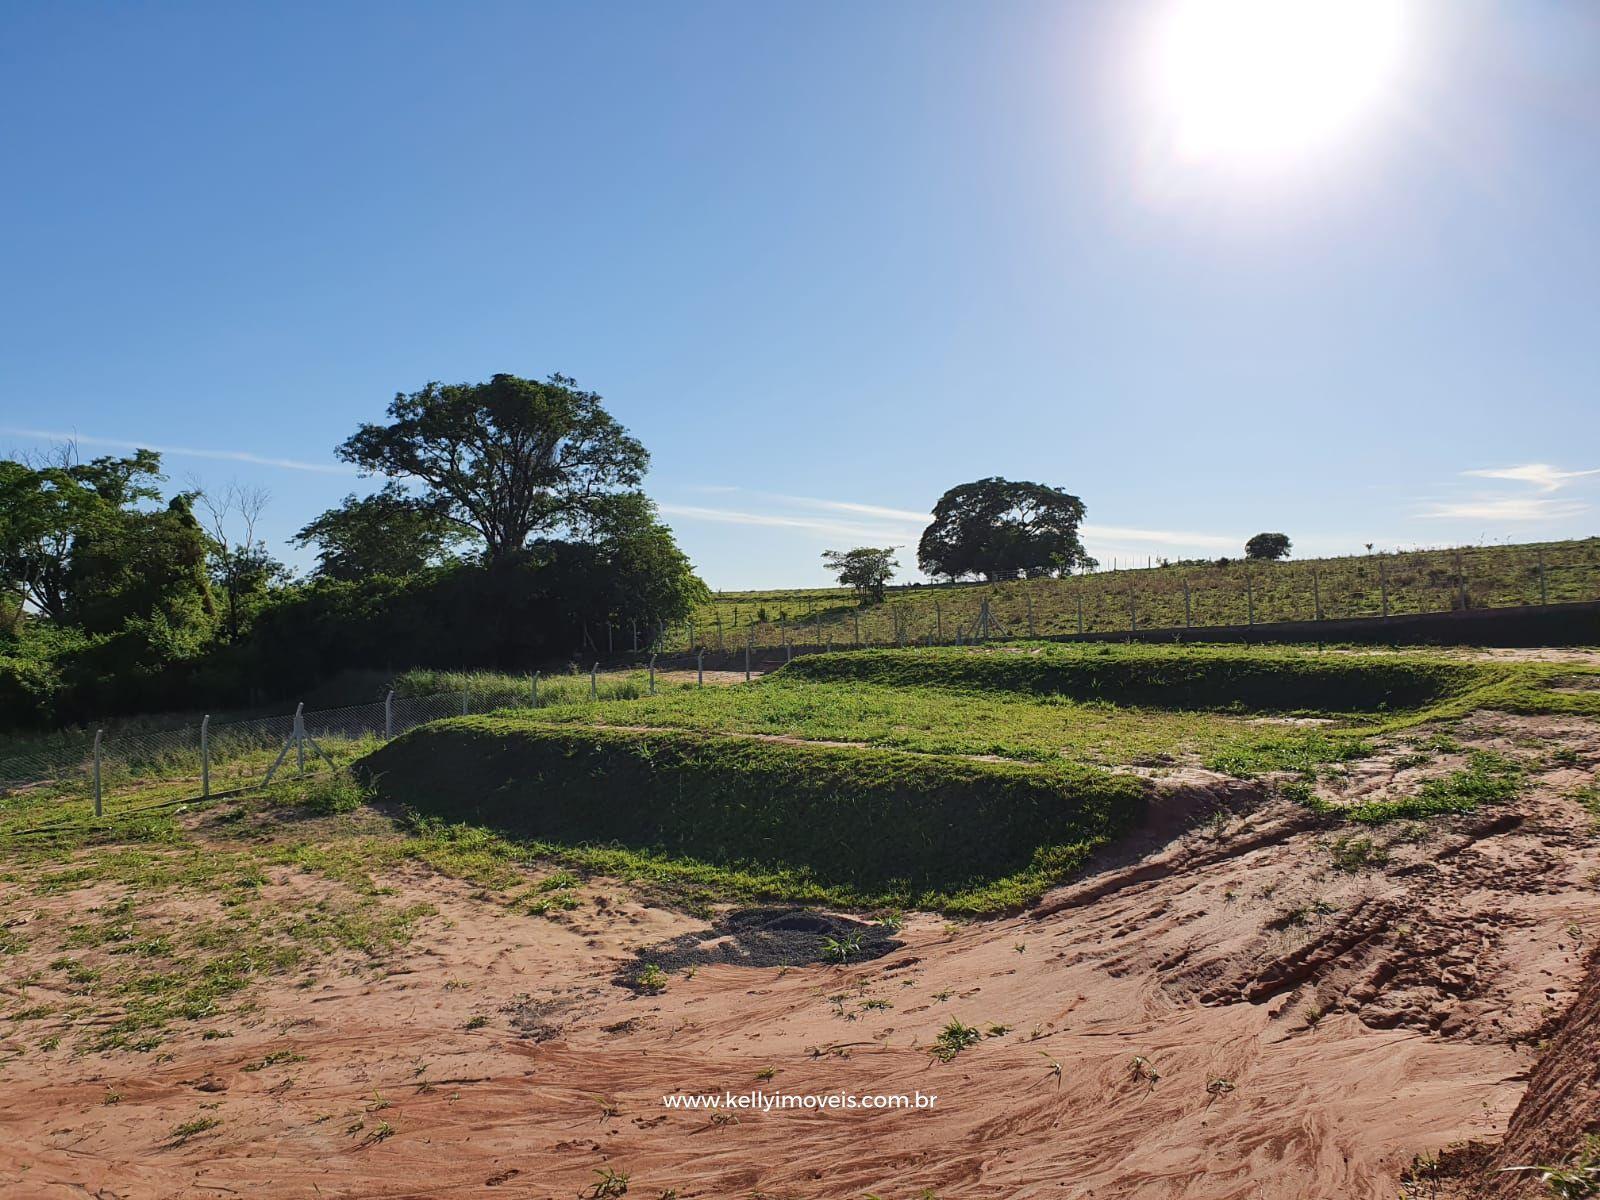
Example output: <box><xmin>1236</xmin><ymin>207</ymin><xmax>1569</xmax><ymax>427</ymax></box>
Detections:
<box><xmin>2</xmin><ymin>716</ymin><xmax>1598</xmax><ymax>1199</ymax></box>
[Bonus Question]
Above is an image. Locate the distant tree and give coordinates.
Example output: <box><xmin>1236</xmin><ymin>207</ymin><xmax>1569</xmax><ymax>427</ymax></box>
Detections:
<box><xmin>917</xmin><ymin>478</ymin><xmax>1089</xmax><ymax>581</ymax></box>
<box><xmin>336</xmin><ymin>373</ymin><xmax>648</xmax><ymax>563</ymax></box>
<box><xmin>821</xmin><ymin>547</ymin><xmax>898</xmax><ymax>603</ymax></box>
<box><xmin>1245</xmin><ymin>532</ymin><xmax>1292</xmax><ymax>561</ymax></box>
<box><xmin>293</xmin><ymin>482</ymin><xmax>464</xmax><ymax>582</ymax></box>
<box><xmin>0</xmin><ymin>446</ymin><xmax>165</xmax><ymax>621</ymax></box>
<box><xmin>194</xmin><ymin>481</ymin><xmax>286</xmax><ymax>643</ymax></box>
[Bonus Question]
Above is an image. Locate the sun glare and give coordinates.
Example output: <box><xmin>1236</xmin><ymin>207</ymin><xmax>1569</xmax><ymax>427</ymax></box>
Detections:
<box><xmin>1149</xmin><ymin>0</ymin><xmax>1405</xmax><ymax>170</ymax></box>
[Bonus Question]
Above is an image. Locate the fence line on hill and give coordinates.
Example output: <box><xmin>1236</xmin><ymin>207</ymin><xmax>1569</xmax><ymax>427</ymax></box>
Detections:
<box><xmin>657</xmin><ymin>543</ymin><xmax>1600</xmax><ymax>655</ymax></box>
<box><xmin>0</xmin><ymin>664</ymin><xmax>665</xmax><ymax>819</ymax></box>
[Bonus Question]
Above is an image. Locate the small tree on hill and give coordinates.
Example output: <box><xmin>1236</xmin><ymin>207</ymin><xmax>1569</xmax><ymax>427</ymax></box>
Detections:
<box><xmin>822</xmin><ymin>547</ymin><xmax>898</xmax><ymax>603</ymax></box>
<box><xmin>1245</xmin><ymin>532</ymin><xmax>1291</xmax><ymax>561</ymax></box>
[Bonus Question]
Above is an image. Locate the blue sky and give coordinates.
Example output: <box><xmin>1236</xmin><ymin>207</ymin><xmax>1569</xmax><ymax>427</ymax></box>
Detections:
<box><xmin>2</xmin><ymin>0</ymin><xmax>1596</xmax><ymax>589</ymax></box>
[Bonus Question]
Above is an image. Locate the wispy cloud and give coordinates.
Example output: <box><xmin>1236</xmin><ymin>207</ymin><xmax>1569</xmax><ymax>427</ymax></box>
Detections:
<box><xmin>1080</xmin><ymin>523</ymin><xmax>1236</xmax><ymax>550</ymax></box>
<box><xmin>1463</xmin><ymin>463</ymin><xmax>1600</xmax><ymax>493</ymax></box>
<box><xmin>1419</xmin><ymin>496</ymin><xmax>1589</xmax><ymax>521</ymax></box>
<box><xmin>0</xmin><ymin>427</ymin><xmax>358</xmax><ymax>475</ymax></box>
<box><xmin>657</xmin><ymin>503</ymin><xmax>915</xmax><ymax>544</ymax></box>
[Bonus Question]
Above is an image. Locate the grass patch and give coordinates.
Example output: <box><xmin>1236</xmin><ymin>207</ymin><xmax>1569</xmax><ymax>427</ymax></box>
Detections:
<box><xmin>359</xmin><ymin>722</ymin><xmax>1148</xmax><ymax>913</ymax></box>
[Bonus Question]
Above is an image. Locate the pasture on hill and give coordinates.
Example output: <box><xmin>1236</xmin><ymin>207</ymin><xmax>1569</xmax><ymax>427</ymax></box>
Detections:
<box><xmin>660</xmin><ymin>536</ymin><xmax>1600</xmax><ymax>651</ymax></box>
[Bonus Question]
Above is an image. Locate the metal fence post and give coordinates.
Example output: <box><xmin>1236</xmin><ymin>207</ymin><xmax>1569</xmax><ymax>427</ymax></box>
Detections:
<box><xmin>201</xmin><ymin>714</ymin><xmax>212</xmax><ymax>799</ymax></box>
<box><xmin>591</xmin><ymin>662</ymin><xmax>599</xmax><ymax>700</ymax></box>
<box><xmin>295</xmin><ymin>703</ymin><xmax>306</xmax><ymax>779</ymax></box>
<box><xmin>697</xmin><ymin>651</ymin><xmax>704</xmax><ymax>687</ymax></box>
<box><xmin>93</xmin><ymin>729</ymin><xmax>103</xmax><ymax>819</ymax></box>
<box><xmin>649</xmin><ymin>654</ymin><xmax>657</xmax><ymax>695</ymax></box>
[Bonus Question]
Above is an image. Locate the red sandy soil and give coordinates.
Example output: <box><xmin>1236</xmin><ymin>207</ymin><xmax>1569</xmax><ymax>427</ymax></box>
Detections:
<box><xmin>2</xmin><ymin>715</ymin><xmax>1598</xmax><ymax>1199</ymax></box>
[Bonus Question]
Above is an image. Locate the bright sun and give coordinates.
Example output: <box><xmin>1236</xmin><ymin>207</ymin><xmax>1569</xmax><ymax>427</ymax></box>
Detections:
<box><xmin>1149</xmin><ymin>0</ymin><xmax>1405</xmax><ymax>169</ymax></box>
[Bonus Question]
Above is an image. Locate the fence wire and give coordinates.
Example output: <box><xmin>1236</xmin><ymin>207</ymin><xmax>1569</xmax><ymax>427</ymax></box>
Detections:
<box><xmin>0</xmin><ymin>668</ymin><xmax>654</xmax><ymax>818</ymax></box>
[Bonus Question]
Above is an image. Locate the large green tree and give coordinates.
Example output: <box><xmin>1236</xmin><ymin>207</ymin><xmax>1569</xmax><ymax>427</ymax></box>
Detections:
<box><xmin>292</xmin><ymin>482</ymin><xmax>464</xmax><ymax>581</ymax></box>
<box><xmin>336</xmin><ymin>373</ymin><xmax>649</xmax><ymax>563</ymax></box>
<box><xmin>0</xmin><ymin>447</ymin><xmax>167</xmax><ymax>621</ymax></box>
<box><xmin>917</xmin><ymin>478</ymin><xmax>1089</xmax><ymax>581</ymax></box>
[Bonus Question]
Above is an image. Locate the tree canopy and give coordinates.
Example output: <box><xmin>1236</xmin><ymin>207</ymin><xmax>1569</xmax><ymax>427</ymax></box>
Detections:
<box><xmin>336</xmin><ymin>373</ymin><xmax>649</xmax><ymax>563</ymax></box>
<box><xmin>293</xmin><ymin>482</ymin><xmax>464</xmax><ymax>581</ymax></box>
<box><xmin>917</xmin><ymin>478</ymin><xmax>1089</xmax><ymax>581</ymax></box>
<box><xmin>1245</xmin><ymin>532</ymin><xmax>1292</xmax><ymax>561</ymax></box>
<box><xmin>822</xmin><ymin>547</ymin><xmax>898</xmax><ymax>603</ymax></box>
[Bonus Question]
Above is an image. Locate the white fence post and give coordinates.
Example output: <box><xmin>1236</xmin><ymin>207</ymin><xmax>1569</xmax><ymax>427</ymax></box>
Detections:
<box><xmin>201</xmin><ymin>714</ymin><xmax>212</xmax><ymax>798</ymax></box>
<box><xmin>93</xmin><ymin>729</ymin><xmax>103</xmax><ymax>819</ymax></box>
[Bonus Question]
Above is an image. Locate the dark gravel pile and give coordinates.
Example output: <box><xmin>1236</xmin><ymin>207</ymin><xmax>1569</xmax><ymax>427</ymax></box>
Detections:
<box><xmin>619</xmin><ymin>907</ymin><xmax>903</xmax><ymax>987</ymax></box>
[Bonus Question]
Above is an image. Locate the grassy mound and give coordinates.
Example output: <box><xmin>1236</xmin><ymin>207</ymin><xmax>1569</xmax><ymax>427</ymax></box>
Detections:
<box><xmin>358</xmin><ymin>720</ymin><xmax>1148</xmax><ymax>911</ymax></box>
<box><xmin>778</xmin><ymin>644</ymin><xmax>1493</xmax><ymax>713</ymax></box>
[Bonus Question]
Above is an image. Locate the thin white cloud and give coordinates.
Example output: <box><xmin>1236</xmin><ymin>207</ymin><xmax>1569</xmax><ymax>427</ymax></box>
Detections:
<box><xmin>657</xmin><ymin>503</ymin><xmax>914</xmax><ymax>543</ymax></box>
<box><xmin>1080</xmin><ymin>522</ymin><xmax>1236</xmax><ymax>550</ymax></box>
<box><xmin>1463</xmin><ymin>463</ymin><xmax>1600</xmax><ymax>493</ymax></box>
<box><xmin>764</xmin><ymin>492</ymin><xmax>933</xmax><ymax>524</ymax></box>
<box><xmin>0</xmin><ymin>427</ymin><xmax>358</xmax><ymax>475</ymax></box>
<box><xmin>1419</xmin><ymin>496</ymin><xmax>1589</xmax><ymax>521</ymax></box>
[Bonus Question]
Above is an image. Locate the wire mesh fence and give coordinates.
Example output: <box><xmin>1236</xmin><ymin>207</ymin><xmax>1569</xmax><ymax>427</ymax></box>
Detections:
<box><xmin>0</xmin><ymin>667</ymin><xmax>658</xmax><ymax>820</ymax></box>
<box><xmin>660</xmin><ymin>542</ymin><xmax>1600</xmax><ymax>654</ymax></box>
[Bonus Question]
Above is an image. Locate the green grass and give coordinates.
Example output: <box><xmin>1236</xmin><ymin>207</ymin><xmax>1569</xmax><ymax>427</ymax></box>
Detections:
<box><xmin>359</xmin><ymin>721</ymin><xmax>1148</xmax><ymax>913</ymax></box>
<box><xmin>666</xmin><ymin>536</ymin><xmax>1600</xmax><ymax>650</ymax></box>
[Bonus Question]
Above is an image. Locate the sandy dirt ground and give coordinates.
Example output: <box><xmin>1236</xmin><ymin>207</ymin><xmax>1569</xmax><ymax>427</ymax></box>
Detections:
<box><xmin>2</xmin><ymin>714</ymin><xmax>1598</xmax><ymax>1199</ymax></box>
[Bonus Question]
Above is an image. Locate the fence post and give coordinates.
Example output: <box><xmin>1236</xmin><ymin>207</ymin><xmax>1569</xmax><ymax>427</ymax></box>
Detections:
<box><xmin>461</xmin><ymin>684</ymin><xmax>469</xmax><ymax>717</ymax></box>
<box><xmin>606</xmin><ymin>621</ymin><xmax>614</xmax><ymax>656</ymax></box>
<box><xmin>201</xmin><ymin>714</ymin><xmax>211</xmax><ymax>800</ymax></box>
<box><xmin>93</xmin><ymin>729</ymin><xmax>103</xmax><ymax>819</ymax></box>
<box><xmin>531</xmin><ymin>672</ymin><xmax>539</xmax><ymax>708</ymax></box>
<box><xmin>697</xmin><ymin>650</ymin><xmax>705</xmax><ymax>687</ymax></box>
<box><xmin>745</xmin><ymin>637</ymin><xmax>752</xmax><ymax>683</ymax></box>
<box><xmin>1538</xmin><ymin>550</ymin><xmax>1548</xmax><ymax>605</ymax></box>
<box><xmin>1379</xmin><ymin>558</ymin><xmax>1390</xmax><ymax>620</ymax></box>
<box><xmin>934</xmin><ymin>601</ymin><xmax>942</xmax><ymax>644</ymax></box>
<box><xmin>591</xmin><ymin>662</ymin><xmax>599</xmax><ymax>700</ymax></box>
<box><xmin>649</xmin><ymin>654</ymin><xmax>657</xmax><ymax>695</ymax></box>
<box><xmin>853</xmin><ymin>610</ymin><xmax>860</xmax><ymax>648</ymax></box>
<box><xmin>295</xmin><ymin>703</ymin><xmax>306</xmax><ymax>779</ymax></box>
<box><xmin>1245</xmin><ymin>573</ymin><xmax>1255</xmax><ymax>626</ymax></box>
<box><xmin>1312</xmin><ymin>568</ymin><xmax>1322</xmax><ymax>621</ymax></box>
<box><xmin>631</xmin><ymin>619</ymin><xmax>639</xmax><ymax>653</ymax></box>
<box><xmin>1183</xmin><ymin>577</ymin><xmax>1192</xmax><ymax>629</ymax></box>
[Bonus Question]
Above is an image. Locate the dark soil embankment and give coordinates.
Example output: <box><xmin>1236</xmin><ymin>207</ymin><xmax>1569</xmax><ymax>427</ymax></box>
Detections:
<box><xmin>1465</xmin><ymin>942</ymin><xmax>1600</xmax><ymax>1196</ymax></box>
